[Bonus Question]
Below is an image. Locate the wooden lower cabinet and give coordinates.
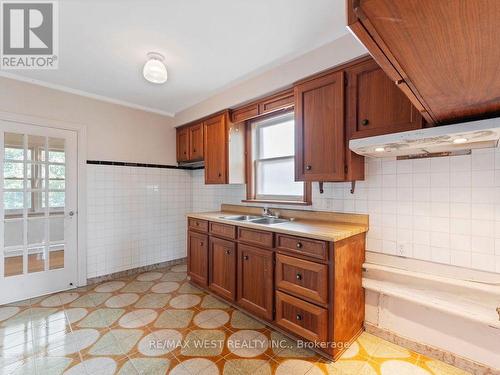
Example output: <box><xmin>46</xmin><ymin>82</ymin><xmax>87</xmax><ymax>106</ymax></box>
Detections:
<box><xmin>187</xmin><ymin>230</ymin><xmax>208</xmax><ymax>286</ymax></box>
<box><xmin>208</xmin><ymin>236</ymin><xmax>236</xmax><ymax>301</ymax></box>
<box><xmin>237</xmin><ymin>244</ymin><xmax>274</xmax><ymax>321</ymax></box>
<box><xmin>187</xmin><ymin>218</ymin><xmax>366</xmax><ymax>360</ymax></box>
<box><xmin>275</xmin><ymin>290</ymin><xmax>328</xmax><ymax>344</ymax></box>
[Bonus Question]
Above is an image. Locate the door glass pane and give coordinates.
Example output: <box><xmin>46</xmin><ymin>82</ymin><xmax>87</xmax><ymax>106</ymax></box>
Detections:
<box><xmin>49</xmin><ymin>245</ymin><xmax>64</xmax><ymax>270</ymax></box>
<box><xmin>28</xmin><ymin>247</ymin><xmax>45</xmax><ymax>273</ymax></box>
<box><xmin>4</xmin><ymin>192</ymin><xmax>24</xmax><ymax>210</ymax></box>
<box><xmin>28</xmin><ymin>218</ymin><xmax>46</xmax><ymax>245</ymax></box>
<box><xmin>4</xmin><ymin>133</ymin><xmax>24</xmax><ymax>161</ymax></box>
<box><xmin>49</xmin><ymin>215</ymin><xmax>64</xmax><ymax>242</ymax></box>
<box><xmin>27</xmin><ymin>164</ymin><xmax>45</xmax><ymax>189</ymax></box>
<box><xmin>48</xmin><ymin>192</ymin><xmax>64</xmax><ymax>208</ymax></box>
<box><xmin>4</xmin><ymin>249</ymin><xmax>23</xmax><ymax>277</ymax></box>
<box><xmin>4</xmin><ymin>219</ymin><xmax>23</xmax><ymax>247</ymax></box>
<box><xmin>28</xmin><ymin>191</ymin><xmax>45</xmax><ymax>217</ymax></box>
<box><xmin>27</xmin><ymin>135</ymin><xmax>46</xmax><ymax>162</ymax></box>
<box><xmin>4</xmin><ymin>162</ymin><xmax>24</xmax><ymax>179</ymax></box>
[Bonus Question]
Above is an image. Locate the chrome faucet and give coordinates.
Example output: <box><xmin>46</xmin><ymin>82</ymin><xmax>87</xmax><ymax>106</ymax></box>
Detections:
<box><xmin>262</xmin><ymin>206</ymin><xmax>279</xmax><ymax>218</ymax></box>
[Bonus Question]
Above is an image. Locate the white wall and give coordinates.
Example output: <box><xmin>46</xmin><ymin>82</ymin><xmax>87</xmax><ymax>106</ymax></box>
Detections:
<box><xmin>173</xmin><ymin>34</ymin><xmax>367</xmax><ymax>126</ymax></box>
<box><xmin>0</xmin><ymin>76</ymin><xmax>177</xmax><ymax>164</ymax></box>
<box><xmin>86</xmin><ymin>164</ymin><xmax>191</xmax><ymax>278</ymax></box>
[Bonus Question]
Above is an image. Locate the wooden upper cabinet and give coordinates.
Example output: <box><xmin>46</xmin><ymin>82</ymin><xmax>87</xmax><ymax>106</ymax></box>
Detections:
<box><xmin>204</xmin><ymin>114</ymin><xmax>228</xmax><ymax>184</ymax></box>
<box><xmin>347</xmin><ymin>59</ymin><xmax>424</xmax><ymax>139</ymax></box>
<box><xmin>347</xmin><ymin>0</ymin><xmax>500</xmax><ymax>125</ymax></box>
<box><xmin>295</xmin><ymin>70</ymin><xmax>346</xmax><ymax>182</ymax></box>
<box><xmin>176</xmin><ymin>127</ymin><xmax>189</xmax><ymax>162</ymax></box>
<box><xmin>188</xmin><ymin>123</ymin><xmax>204</xmax><ymax>161</ymax></box>
<box><xmin>230</xmin><ymin>89</ymin><xmax>294</xmax><ymax>123</ymax></box>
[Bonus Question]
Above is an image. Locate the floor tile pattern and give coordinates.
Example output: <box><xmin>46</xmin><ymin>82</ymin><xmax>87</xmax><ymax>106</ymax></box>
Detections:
<box><xmin>0</xmin><ymin>263</ymin><xmax>472</xmax><ymax>374</ymax></box>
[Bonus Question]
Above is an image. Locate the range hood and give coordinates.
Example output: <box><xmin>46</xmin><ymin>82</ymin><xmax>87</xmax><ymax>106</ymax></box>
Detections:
<box><xmin>349</xmin><ymin>118</ymin><xmax>500</xmax><ymax>158</ymax></box>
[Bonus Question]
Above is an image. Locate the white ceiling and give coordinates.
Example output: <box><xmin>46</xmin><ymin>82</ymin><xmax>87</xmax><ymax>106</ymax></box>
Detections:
<box><xmin>2</xmin><ymin>0</ymin><xmax>348</xmax><ymax>117</ymax></box>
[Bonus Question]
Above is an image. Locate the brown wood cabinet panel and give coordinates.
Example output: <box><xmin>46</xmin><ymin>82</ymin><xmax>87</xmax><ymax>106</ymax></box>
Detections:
<box><xmin>259</xmin><ymin>89</ymin><xmax>294</xmax><ymax>115</ymax></box>
<box><xmin>347</xmin><ymin>59</ymin><xmax>423</xmax><ymax>139</ymax></box>
<box><xmin>295</xmin><ymin>70</ymin><xmax>345</xmax><ymax>181</ymax></box>
<box><xmin>231</xmin><ymin>104</ymin><xmax>259</xmax><ymax>123</ymax></box>
<box><xmin>275</xmin><ymin>254</ymin><xmax>328</xmax><ymax>306</ymax></box>
<box><xmin>209</xmin><ymin>222</ymin><xmax>236</xmax><ymax>240</ymax></box>
<box><xmin>204</xmin><ymin>114</ymin><xmax>228</xmax><ymax>184</ymax></box>
<box><xmin>188</xmin><ymin>123</ymin><xmax>204</xmax><ymax>161</ymax></box>
<box><xmin>187</xmin><ymin>231</ymin><xmax>208</xmax><ymax>286</ymax></box>
<box><xmin>237</xmin><ymin>244</ymin><xmax>274</xmax><ymax>321</ymax></box>
<box><xmin>347</xmin><ymin>0</ymin><xmax>500</xmax><ymax>125</ymax></box>
<box><xmin>176</xmin><ymin>127</ymin><xmax>189</xmax><ymax>163</ymax></box>
<box><xmin>188</xmin><ymin>218</ymin><xmax>208</xmax><ymax>233</ymax></box>
<box><xmin>209</xmin><ymin>236</ymin><xmax>236</xmax><ymax>301</ymax></box>
<box><xmin>275</xmin><ymin>290</ymin><xmax>328</xmax><ymax>344</ymax></box>
<box><xmin>237</xmin><ymin>227</ymin><xmax>273</xmax><ymax>249</ymax></box>
<box><xmin>276</xmin><ymin>234</ymin><xmax>327</xmax><ymax>261</ymax></box>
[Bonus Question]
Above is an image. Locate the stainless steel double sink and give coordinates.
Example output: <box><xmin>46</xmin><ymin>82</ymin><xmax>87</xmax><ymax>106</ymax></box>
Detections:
<box><xmin>219</xmin><ymin>215</ymin><xmax>289</xmax><ymax>225</ymax></box>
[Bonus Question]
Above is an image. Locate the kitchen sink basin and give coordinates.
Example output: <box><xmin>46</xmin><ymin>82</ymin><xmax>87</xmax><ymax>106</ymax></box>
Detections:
<box><xmin>250</xmin><ymin>217</ymin><xmax>289</xmax><ymax>225</ymax></box>
<box><xmin>219</xmin><ymin>215</ymin><xmax>262</xmax><ymax>221</ymax></box>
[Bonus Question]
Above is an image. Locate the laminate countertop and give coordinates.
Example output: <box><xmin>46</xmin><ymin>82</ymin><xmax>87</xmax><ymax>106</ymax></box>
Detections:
<box><xmin>186</xmin><ymin>210</ymin><xmax>369</xmax><ymax>243</ymax></box>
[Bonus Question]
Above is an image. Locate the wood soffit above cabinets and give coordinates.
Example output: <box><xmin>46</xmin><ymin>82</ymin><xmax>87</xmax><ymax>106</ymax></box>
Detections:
<box><xmin>347</xmin><ymin>0</ymin><xmax>500</xmax><ymax>125</ymax></box>
<box><xmin>230</xmin><ymin>89</ymin><xmax>294</xmax><ymax>124</ymax></box>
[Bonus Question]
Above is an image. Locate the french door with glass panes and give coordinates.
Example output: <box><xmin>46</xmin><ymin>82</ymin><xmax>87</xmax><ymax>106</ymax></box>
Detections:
<box><xmin>0</xmin><ymin>120</ymin><xmax>77</xmax><ymax>304</ymax></box>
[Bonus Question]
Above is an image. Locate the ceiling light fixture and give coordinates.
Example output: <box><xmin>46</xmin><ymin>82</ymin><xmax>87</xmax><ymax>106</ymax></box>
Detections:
<box><xmin>453</xmin><ymin>138</ymin><xmax>468</xmax><ymax>144</ymax></box>
<box><xmin>143</xmin><ymin>52</ymin><xmax>168</xmax><ymax>84</ymax></box>
<box><xmin>375</xmin><ymin>147</ymin><xmax>385</xmax><ymax>152</ymax></box>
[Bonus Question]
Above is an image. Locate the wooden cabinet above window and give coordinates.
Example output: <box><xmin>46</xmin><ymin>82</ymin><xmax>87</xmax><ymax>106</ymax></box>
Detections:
<box><xmin>347</xmin><ymin>0</ymin><xmax>500</xmax><ymax>125</ymax></box>
<box><xmin>230</xmin><ymin>89</ymin><xmax>294</xmax><ymax>124</ymax></box>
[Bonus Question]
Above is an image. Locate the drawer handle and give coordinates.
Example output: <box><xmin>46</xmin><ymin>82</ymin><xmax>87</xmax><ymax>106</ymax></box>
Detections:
<box><xmin>195</xmin><ymin>222</ymin><xmax>199</xmax><ymax>226</ymax></box>
<box><xmin>243</xmin><ymin>255</ymin><xmax>249</xmax><ymax>260</ymax></box>
<box><xmin>296</xmin><ymin>273</ymin><xmax>302</xmax><ymax>281</ymax></box>
<box><xmin>296</xmin><ymin>314</ymin><xmax>302</xmax><ymax>321</ymax></box>
<box><xmin>361</xmin><ymin>119</ymin><xmax>369</xmax><ymax>126</ymax></box>
<box><xmin>305</xmin><ymin>165</ymin><xmax>312</xmax><ymax>171</ymax></box>
<box><xmin>225</xmin><ymin>250</ymin><xmax>231</xmax><ymax>255</ymax></box>
<box><xmin>296</xmin><ymin>242</ymin><xmax>303</xmax><ymax>249</ymax></box>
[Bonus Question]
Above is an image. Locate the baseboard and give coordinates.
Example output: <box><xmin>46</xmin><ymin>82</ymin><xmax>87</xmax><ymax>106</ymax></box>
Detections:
<box><xmin>86</xmin><ymin>257</ymin><xmax>187</xmax><ymax>285</ymax></box>
<box><xmin>365</xmin><ymin>323</ymin><xmax>497</xmax><ymax>374</ymax></box>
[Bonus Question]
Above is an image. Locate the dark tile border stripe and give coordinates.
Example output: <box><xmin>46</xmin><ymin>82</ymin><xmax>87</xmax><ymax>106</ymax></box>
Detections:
<box><xmin>87</xmin><ymin>160</ymin><xmax>204</xmax><ymax>170</ymax></box>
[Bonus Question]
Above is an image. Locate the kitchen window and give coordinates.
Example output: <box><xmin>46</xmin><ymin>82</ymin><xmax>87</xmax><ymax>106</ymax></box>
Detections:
<box><xmin>245</xmin><ymin>111</ymin><xmax>311</xmax><ymax>204</ymax></box>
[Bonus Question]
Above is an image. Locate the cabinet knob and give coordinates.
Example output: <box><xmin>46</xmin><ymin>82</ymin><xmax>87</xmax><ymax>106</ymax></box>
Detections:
<box><xmin>296</xmin><ymin>242</ymin><xmax>303</xmax><ymax>249</ymax></box>
<box><xmin>193</xmin><ymin>149</ymin><xmax>196</xmax><ymax>153</ymax></box>
<box><xmin>361</xmin><ymin>119</ymin><xmax>369</xmax><ymax>126</ymax></box>
<box><xmin>184</xmin><ymin>151</ymin><xmax>187</xmax><ymax>155</ymax></box>
<box><xmin>218</xmin><ymin>173</ymin><xmax>222</xmax><ymax>177</ymax></box>
<box><xmin>296</xmin><ymin>314</ymin><xmax>302</xmax><ymax>321</ymax></box>
<box><xmin>305</xmin><ymin>165</ymin><xmax>312</xmax><ymax>171</ymax></box>
<box><xmin>296</xmin><ymin>273</ymin><xmax>302</xmax><ymax>280</ymax></box>
<box><xmin>243</xmin><ymin>255</ymin><xmax>249</xmax><ymax>260</ymax></box>
<box><xmin>225</xmin><ymin>250</ymin><xmax>231</xmax><ymax>255</ymax></box>
<box><xmin>200</xmin><ymin>242</ymin><xmax>204</xmax><ymax>246</ymax></box>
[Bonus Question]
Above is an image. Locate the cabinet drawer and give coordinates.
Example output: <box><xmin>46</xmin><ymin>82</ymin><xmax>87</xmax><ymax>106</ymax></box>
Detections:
<box><xmin>276</xmin><ymin>254</ymin><xmax>328</xmax><ymax>305</ymax></box>
<box><xmin>276</xmin><ymin>234</ymin><xmax>327</xmax><ymax>261</ymax></box>
<box><xmin>210</xmin><ymin>222</ymin><xmax>237</xmax><ymax>240</ymax></box>
<box><xmin>275</xmin><ymin>291</ymin><xmax>328</xmax><ymax>344</ymax></box>
<box><xmin>188</xmin><ymin>218</ymin><xmax>208</xmax><ymax>233</ymax></box>
<box><xmin>238</xmin><ymin>227</ymin><xmax>273</xmax><ymax>248</ymax></box>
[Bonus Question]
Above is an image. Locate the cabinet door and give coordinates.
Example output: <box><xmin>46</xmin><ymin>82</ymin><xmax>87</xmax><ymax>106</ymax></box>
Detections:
<box><xmin>237</xmin><ymin>244</ymin><xmax>273</xmax><ymax>320</ymax></box>
<box><xmin>189</xmin><ymin>123</ymin><xmax>204</xmax><ymax>161</ymax></box>
<box><xmin>295</xmin><ymin>70</ymin><xmax>345</xmax><ymax>181</ymax></box>
<box><xmin>204</xmin><ymin>114</ymin><xmax>227</xmax><ymax>184</ymax></box>
<box><xmin>347</xmin><ymin>59</ymin><xmax>423</xmax><ymax>139</ymax></box>
<box><xmin>187</xmin><ymin>231</ymin><xmax>208</xmax><ymax>286</ymax></box>
<box><xmin>176</xmin><ymin>127</ymin><xmax>189</xmax><ymax>163</ymax></box>
<box><xmin>209</xmin><ymin>236</ymin><xmax>236</xmax><ymax>301</ymax></box>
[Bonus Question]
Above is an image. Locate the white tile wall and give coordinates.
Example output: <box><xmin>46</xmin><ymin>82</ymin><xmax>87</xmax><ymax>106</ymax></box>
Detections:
<box><xmin>190</xmin><ymin>147</ymin><xmax>500</xmax><ymax>274</ymax></box>
<box><xmin>86</xmin><ymin>165</ymin><xmax>191</xmax><ymax>278</ymax></box>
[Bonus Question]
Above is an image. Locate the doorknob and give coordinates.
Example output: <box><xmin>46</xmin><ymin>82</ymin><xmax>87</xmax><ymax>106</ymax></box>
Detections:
<box><xmin>68</xmin><ymin>211</ymin><xmax>75</xmax><ymax>217</ymax></box>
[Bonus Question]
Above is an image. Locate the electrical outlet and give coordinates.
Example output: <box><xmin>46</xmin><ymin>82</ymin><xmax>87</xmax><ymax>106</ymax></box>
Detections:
<box><xmin>397</xmin><ymin>243</ymin><xmax>409</xmax><ymax>257</ymax></box>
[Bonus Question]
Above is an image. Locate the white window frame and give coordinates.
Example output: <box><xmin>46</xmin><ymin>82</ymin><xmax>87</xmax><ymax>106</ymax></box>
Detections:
<box><xmin>252</xmin><ymin>112</ymin><xmax>305</xmax><ymax>202</ymax></box>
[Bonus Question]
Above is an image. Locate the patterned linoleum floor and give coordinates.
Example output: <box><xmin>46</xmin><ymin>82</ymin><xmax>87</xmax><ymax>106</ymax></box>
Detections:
<box><xmin>0</xmin><ymin>263</ymin><xmax>471</xmax><ymax>375</ymax></box>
